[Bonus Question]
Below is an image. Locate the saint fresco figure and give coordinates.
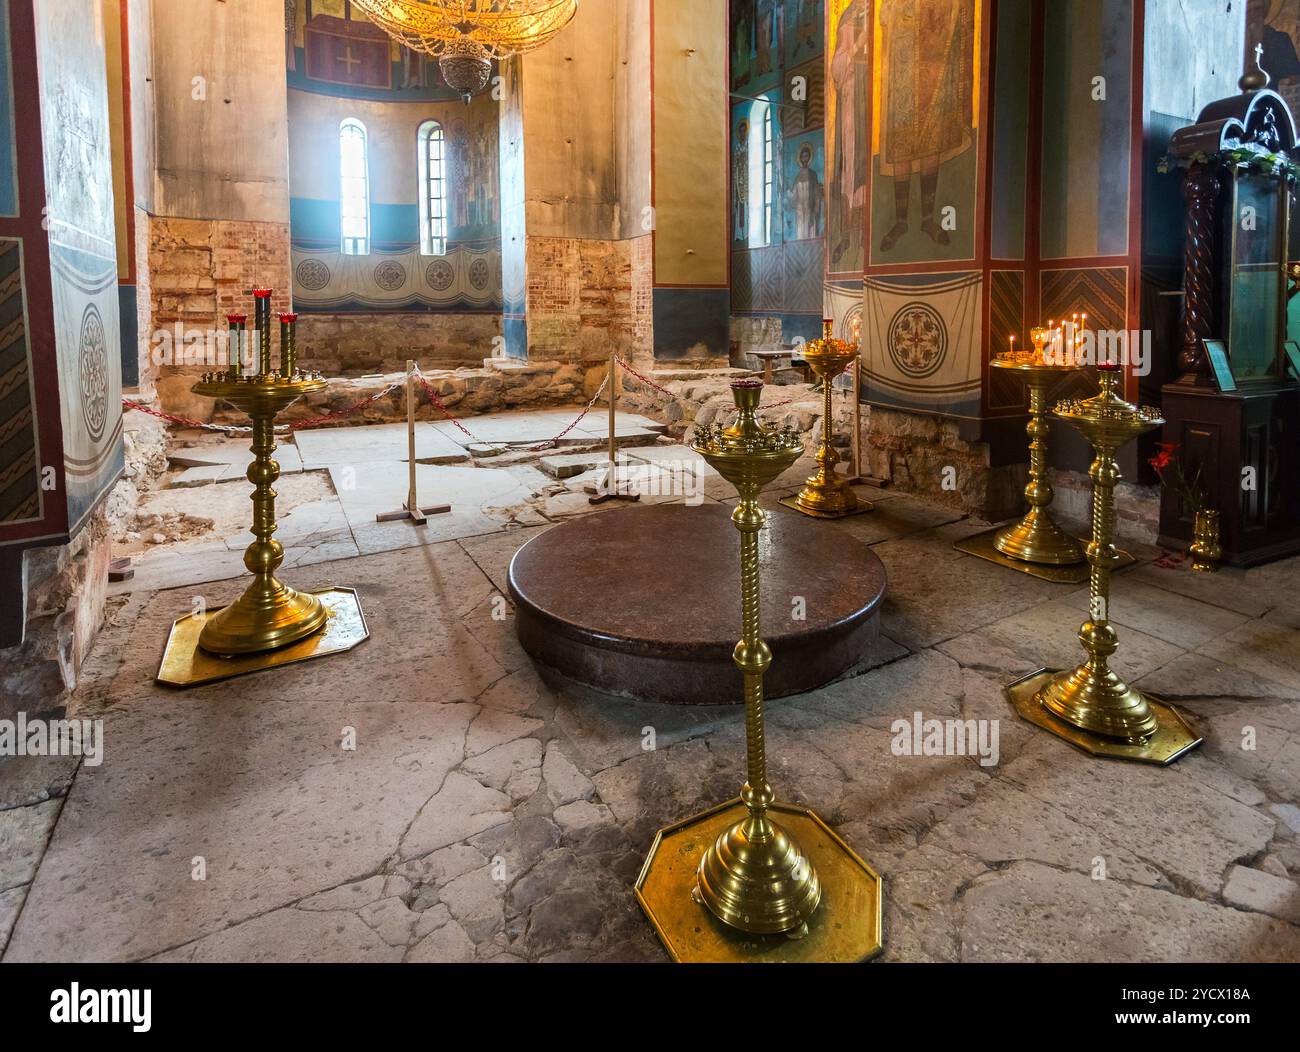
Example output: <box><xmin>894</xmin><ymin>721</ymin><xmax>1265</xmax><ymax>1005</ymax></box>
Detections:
<box><xmin>733</xmin><ymin>119</ymin><xmax>751</xmax><ymax>243</ymax></box>
<box><xmin>789</xmin><ymin>143</ymin><xmax>823</xmax><ymax>240</ymax></box>
<box><xmin>829</xmin><ymin>0</ymin><xmax>868</xmax><ymax>266</ymax></box>
<box><xmin>876</xmin><ymin>0</ymin><xmax>975</xmax><ymax>252</ymax></box>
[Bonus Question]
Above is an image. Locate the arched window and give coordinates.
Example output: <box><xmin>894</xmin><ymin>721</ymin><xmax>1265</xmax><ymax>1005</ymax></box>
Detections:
<box><xmin>745</xmin><ymin>99</ymin><xmax>776</xmax><ymax>248</ymax></box>
<box><xmin>339</xmin><ymin>119</ymin><xmax>370</xmax><ymax>255</ymax></box>
<box><xmin>418</xmin><ymin>120</ymin><xmax>448</xmax><ymax>256</ymax></box>
<box><xmin>761</xmin><ymin>102</ymin><xmax>775</xmax><ymax>245</ymax></box>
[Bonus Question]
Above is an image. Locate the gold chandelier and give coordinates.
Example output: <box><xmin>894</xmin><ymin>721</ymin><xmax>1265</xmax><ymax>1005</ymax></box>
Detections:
<box><xmin>351</xmin><ymin>0</ymin><xmax>579</xmax><ymax>101</ymax></box>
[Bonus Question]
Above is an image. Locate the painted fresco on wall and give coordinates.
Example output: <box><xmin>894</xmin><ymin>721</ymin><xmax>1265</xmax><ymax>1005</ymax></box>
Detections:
<box><xmin>731</xmin><ymin>106</ymin><xmax>751</xmax><ymax>243</ymax></box>
<box><xmin>784</xmin><ymin>132</ymin><xmax>825</xmax><ymax>241</ymax></box>
<box><xmin>869</xmin><ymin>0</ymin><xmax>979</xmax><ymax>266</ymax></box>
<box><xmin>291</xmin><ymin>245</ymin><xmax>502</xmax><ymax>313</ymax></box>
<box><xmin>785</xmin><ymin>0</ymin><xmax>824</xmax><ymax>66</ymax></box>
<box><xmin>863</xmin><ymin>271</ymin><xmax>983</xmax><ymax>418</ymax></box>
<box><xmin>733</xmin><ymin>0</ymin><xmax>784</xmax><ymax>93</ymax></box>
<box><xmin>1040</xmin><ymin>0</ymin><xmax>1132</xmax><ymax>260</ymax></box>
<box><xmin>288</xmin><ymin>1</ymin><xmax>468</xmax><ymax>102</ymax></box>
<box><xmin>731</xmin><ymin>0</ymin><xmax>824</xmax><ymax>333</ymax></box>
<box><xmin>34</xmin><ymin>0</ymin><xmax>123</xmax><ymax>534</ymax></box>
<box><xmin>826</xmin><ymin>0</ymin><xmax>868</xmax><ymax>274</ymax></box>
<box><xmin>0</xmin><ymin>236</ymin><xmax>38</xmax><ymax>525</ymax></box>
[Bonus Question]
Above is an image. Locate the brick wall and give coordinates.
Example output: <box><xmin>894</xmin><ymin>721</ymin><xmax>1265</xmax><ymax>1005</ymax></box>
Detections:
<box><xmin>523</xmin><ymin>234</ymin><xmax>655</xmax><ymax>364</ymax></box>
<box><xmin>140</xmin><ymin>213</ymin><xmax>292</xmax><ymax>416</ymax></box>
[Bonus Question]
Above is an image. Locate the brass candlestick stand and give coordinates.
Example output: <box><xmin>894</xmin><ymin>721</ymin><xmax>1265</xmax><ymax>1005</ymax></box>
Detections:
<box><xmin>1005</xmin><ymin>364</ymin><xmax>1202</xmax><ymax>764</ymax></box>
<box><xmin>156</xmin><ymin>289</ymin><xmax>370</xmax><ymax>688</ymax></box>
<box><xmin>781</xmin><ymin>320</ymin><xmax>871</xmax><ymax>518</ymax></box>
<box><xmin>956</xmin><ymin>327</ymin><xmax>1133</xmax><ymax>582</ymax></box>
<box><xmin>635</xmin><ymin>379</ymin><xmax>882</xmax><ymax>962</ymax></box>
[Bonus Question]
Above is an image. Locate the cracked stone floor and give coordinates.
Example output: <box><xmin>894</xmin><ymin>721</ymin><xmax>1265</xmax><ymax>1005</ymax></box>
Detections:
<box><xmin>2</xmin><ymin>457</ymin><xmax>1299</xmax><ymax>961</ymax></box>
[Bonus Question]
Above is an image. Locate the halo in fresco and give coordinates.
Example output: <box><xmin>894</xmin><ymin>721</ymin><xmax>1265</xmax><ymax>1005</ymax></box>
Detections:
<box><xmin>296</xmin><ymin>258</ymin><xmax>331</xmax><ymax>291</ymax></box>
<box><xmin>887</xmin><ymin>301</ymin><xmax>947</xmax><ymax>379</ymax></box>
<box><xmin>78</xmin><ymin>303</ymin><xmax>108</xmax><ymax>442</ymax></box>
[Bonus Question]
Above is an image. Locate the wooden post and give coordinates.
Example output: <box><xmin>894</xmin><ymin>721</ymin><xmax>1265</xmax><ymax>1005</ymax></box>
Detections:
<box><xmin>377</xmin><ymin>360</ymin><xmax>451</xmax><ymax>525</ymax></box>
<box><xmin>587</xmin><ymin>352</ymin><xmax>640</xmax><ymax>505</ymax></box>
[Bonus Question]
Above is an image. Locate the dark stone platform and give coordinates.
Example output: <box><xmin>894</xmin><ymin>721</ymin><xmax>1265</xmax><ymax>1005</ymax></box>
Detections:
<box><xmin>508</xmin><ymin>503</ymin><xmax>887</xmax><ymax>705</ymax></box>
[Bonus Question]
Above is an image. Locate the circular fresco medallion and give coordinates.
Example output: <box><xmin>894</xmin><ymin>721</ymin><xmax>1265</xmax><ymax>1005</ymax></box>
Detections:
<box><xmin>468</xmin><ymin>257</ymin><xmax>490</xmax><ymax>291</ymax></box>
<box><xmin>295</xmin><ymin>258</ymin><xmax>330</xmax><ymax>291</ymax></box>
<box><xmin>425</xmin><ymin>258</ymin><xmax>455</xmax><ymax>291</ymax></box>
<box><xmin>887</xmin><ymin>302</ymin><xmax>947</xmax><ymax>379</ymax></box>
<box><xmin>78</xmin><ymin>303</ymin><xmax>108</xmax><ymax>443</ymax></box>
<box><xmin>374</xmin><ymin>259</ymin><xmax>407</xmax><ymax>292</ymax></box>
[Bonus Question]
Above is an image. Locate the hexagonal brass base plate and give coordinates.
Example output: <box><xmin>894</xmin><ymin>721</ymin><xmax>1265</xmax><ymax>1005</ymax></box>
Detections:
<box><xmin>635</xmin><ymin>798</ymin><xmax>883</xmax><ymax>963</ymax></box>
<box><xmin>1006</xmin><ymin>668</ymin><xmax>1203</xmax><ymax>765</ymax></box>
<box><xmin>156</xmin><ymin>587</ymin><xmax>369</xmax><ymax>688</ymax></box>
<box><xmin>954</xmin><ymin>525</ymin><xmax>1135</xmax><ymax>584</ymax></box>
<box><xmin>777</xmin><ymin>494</ymin><xmax>875</xmax><ymax>519</ymax></box>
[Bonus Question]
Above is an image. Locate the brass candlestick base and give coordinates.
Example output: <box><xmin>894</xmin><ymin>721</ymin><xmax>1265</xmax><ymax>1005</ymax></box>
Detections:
<box><xmin>191</xmin><ymin>374</ymin><xmax>329</xmax><ymax>657</ymax></box>
<box><xmin>784</xmin><ymin>321</ymin><xmax>872</xmax><ymax>519</ymax></box>
<box><xmin>1007</xmin><ymin>669</ymin><xmax>1202</xmax><ymax>766</ymax></box>
<box><xmin>1006</xmin><ymin>366</ymin><xmax>1203</xmax><ymax>764</ymax></box>
<box><xmin>636</xmin><ymin>379</ymin><xmax>883</xmax><ymax>960</ymax></box>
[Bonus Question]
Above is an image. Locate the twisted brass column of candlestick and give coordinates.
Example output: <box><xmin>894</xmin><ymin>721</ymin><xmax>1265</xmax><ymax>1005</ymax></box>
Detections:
<box><xmin>634</xmin><ymin>379</ymin><xmax>882</xmax><ymax>962</ymax></box>
<box><xmin>1004</xmin><ymin>364</ymin><xmax>1203</xmax><ymax>765</ymax></box>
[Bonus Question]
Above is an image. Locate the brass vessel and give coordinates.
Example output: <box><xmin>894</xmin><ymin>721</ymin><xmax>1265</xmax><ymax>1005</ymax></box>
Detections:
<box><xmin>635</xmin><ymin>380</ymin><xmax>883</xmax><ymax>961</ymax></box>
<box><xmin>785</xmin><ymin>320</ymin><xmax>869</xmax><ymax>518</ymax></box>
<box><xmin>1190</xmin><ymin>509</ymin><xmax>1222</xmax><ymax>573</ymax></box>
<box><xmin>1006</xmin><ymin>364</ymin><xmax>1202</xmax><ymax>765</ymax></box>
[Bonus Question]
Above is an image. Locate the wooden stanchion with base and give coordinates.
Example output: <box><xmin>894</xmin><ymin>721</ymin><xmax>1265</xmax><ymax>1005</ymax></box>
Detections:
<box><xmin>377</xmin><ymin>360</ymin><xmax>452</xmax><ymax>525</ymax></box>
<box><xmin>587</xmin><ymin>352</ymin><xmax>640</xmax><ymax>506</ymax></box>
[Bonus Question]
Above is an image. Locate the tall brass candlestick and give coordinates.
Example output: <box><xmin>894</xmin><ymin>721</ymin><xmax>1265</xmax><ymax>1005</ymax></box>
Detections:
<box><xmin>635</xmin><ymin>380</ymin><xmax>883</xmax><ymax>962</ymax></box>
<box><xmin>989</xmin><ymin>329</ymin><xmax>1084</xmax><ymax>566</ymax></box>
<box><xmin>783</xmin><ymin>319</ymin><xmax>869</xmax><ymax>518</ymax></box>
<box><xmin>1005</xmin><ymin>363</ymin><xmax>1203</xmax><ymax>765</ymax></box>
<box><xmin>692</xmin><ymin>381</ymin><xmax>820</xmax><ymax>933</ymax></box>
<box><xmin>253</xmin><ymin>287</ymin><xmax>273</xmax><ymax>376</ymax></box>
<box><xmin>191</xmin><ymin>288</ymin><xmax>328</xmax><ymax>657</ymax></box>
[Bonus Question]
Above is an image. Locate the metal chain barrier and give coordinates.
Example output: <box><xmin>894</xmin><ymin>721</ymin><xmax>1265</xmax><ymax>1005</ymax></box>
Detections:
<box><xmin>411</xmin><ymin>364</ymin><xmax>609</xmax><ymax>452</ymax></box>
<box><xmin>124</xmin><ymin>355</ymin><xmax>798</xmax><ymax>449</ymax></box>
<box><xmin>613</xmin><ymin>354</ymin><xmax>798</xmax><ymax>410</ymax></box>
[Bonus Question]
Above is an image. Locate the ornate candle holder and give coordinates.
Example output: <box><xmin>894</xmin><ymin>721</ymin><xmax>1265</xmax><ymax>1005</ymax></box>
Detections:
<box><xmin>954</xmin><ymin>326</ymin><xmax>1127</xmax><ymax>583</ymax></box>
<box><xmin>1004</xmin><ymin>364</ymin><xmax>1202</xmax><ymax>765</ymax></box>
<box><xmin>781</xmin><ymin>320</ymin><xmax>871</xmax><ymax>518</ymax></box>
<box><xmin>156</xmin><ymin>289</ymin><xmax>369</xmax><ymax>688</ymax></box>
<box><xmin>635</xmin><ymin>379</ymin><xmax>882</xmax><ymax>962</ymax></box>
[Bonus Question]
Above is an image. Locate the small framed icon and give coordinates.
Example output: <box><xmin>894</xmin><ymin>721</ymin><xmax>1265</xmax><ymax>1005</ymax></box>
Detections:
<box><xmin>1203</xmin><ymin>339</ymin><xmax>1237</xmax><ymax>392</ymax></box>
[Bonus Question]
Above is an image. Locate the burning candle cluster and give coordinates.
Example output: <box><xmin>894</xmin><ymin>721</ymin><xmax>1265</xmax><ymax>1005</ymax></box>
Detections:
<box><xmin>200</xmin><ymin>288</ymin><xmax>323</xmax><ymax>383</ymax></box>
<box><xmin>1002</xmin><ymin>312</ymin><xmax>1090</xmax><ymax>366</ymax></box>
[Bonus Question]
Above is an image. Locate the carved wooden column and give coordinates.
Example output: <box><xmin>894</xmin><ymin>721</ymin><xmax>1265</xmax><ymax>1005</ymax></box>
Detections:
<box><xmin>1179</xmin><ymin>161</ymin><xmax>1220</xmax><ymax>383</ymax></box>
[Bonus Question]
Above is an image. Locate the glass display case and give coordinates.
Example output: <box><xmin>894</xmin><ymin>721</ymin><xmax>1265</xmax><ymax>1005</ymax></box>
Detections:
<box><xmin>1160</xmin><ymin>60</ymin><xmax>1300</xmax><ymax>565</ymax></box>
